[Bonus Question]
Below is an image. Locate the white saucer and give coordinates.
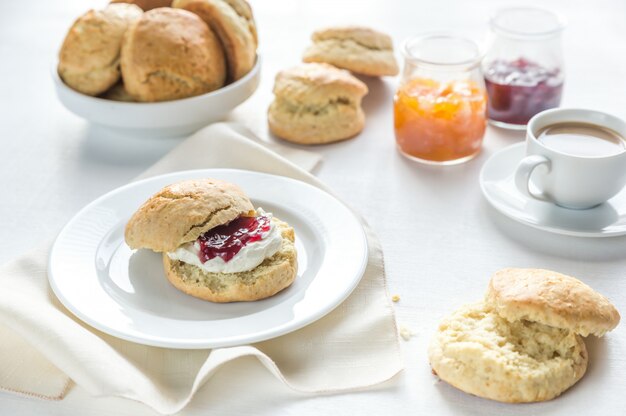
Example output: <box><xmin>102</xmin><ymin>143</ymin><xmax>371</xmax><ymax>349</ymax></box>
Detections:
<box><xmin>480</xmin><ymin>143</ymin><xmax>626</xmax><ymax>237</ymax></box>
<box><xmin>48</xmin><ymin>169</ymin><xmax>368</xmax><ymax>348</ymax></box>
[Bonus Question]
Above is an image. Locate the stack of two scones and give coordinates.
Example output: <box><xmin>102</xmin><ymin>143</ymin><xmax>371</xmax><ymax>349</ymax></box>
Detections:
<box><xmin>429</xmin><ymin>268</ymin><xmax>620</xmax><ymax>403</ymax></box>
<box><xmin>268</xmin><ymin>26</ymin><xmax>399</xmax><ymax>145</ymax></box>
<box><xmin>58</xmin><ymin>0</ymin><xmax>257</xmax><ymax>102</ymax></box>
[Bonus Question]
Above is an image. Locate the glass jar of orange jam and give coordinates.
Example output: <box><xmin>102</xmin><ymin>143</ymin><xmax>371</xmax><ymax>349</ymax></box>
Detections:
<box><xmin>394</xmin><ymin>34</ymin><xmax>487</xmax><ymax>165</ymax></box>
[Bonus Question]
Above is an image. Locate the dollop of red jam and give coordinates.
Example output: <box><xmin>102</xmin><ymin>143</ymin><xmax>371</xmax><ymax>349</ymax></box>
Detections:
<box><xmin>197</xmin><ymin>215</ymin><xmax>271</xmax><ymax>263</ymax></box>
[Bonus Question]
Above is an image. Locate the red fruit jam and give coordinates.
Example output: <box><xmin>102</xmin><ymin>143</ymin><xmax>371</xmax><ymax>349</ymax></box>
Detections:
<box><xmin>197</xmin><ymin>215</ymin><xmax>271</xmax><ymax>263</ymax></box>
<box><xmin>484</xmin><ymin>58</ymin><xmax>563</xmax><ymax>126</ymax></box>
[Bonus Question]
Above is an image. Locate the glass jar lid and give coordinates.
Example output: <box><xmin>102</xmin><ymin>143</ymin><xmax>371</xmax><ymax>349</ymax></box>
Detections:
<box><xmin>490</xmin><ymin>7</ymin><xmax>566</xmax><ymax>39</ymax></box>
<box><xmin>403</xmin><ymin>33</ymin><xmax>482</xmax><ymax>70</ymax></box>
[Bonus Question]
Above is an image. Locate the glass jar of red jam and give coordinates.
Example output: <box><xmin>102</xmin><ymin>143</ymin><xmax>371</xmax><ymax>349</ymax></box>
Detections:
<box><xmin>394</xmin><ymin>34</ymin><xmax>487</xmax><ymax>165</ymax></box>
<box><xmin>483</xmin><ymin>7</ymin><xmax>566</xmax><ymax>129</ymax></box>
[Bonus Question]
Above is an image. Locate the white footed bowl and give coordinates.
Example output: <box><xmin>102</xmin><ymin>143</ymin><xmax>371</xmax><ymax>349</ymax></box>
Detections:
<box><xmin>52</xmin><ymin>57</ymin><xmax>261</xmax><ymax>137</ymax></box>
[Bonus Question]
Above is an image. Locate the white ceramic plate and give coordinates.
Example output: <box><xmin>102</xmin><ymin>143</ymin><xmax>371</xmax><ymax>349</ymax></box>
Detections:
<box><xmin>49</xmin><ymin>169</ymin><xmax>368</xmax><ymax>348</ymax></box>
<box><xmin>480</xmin><ymin>143</ymin><xmax>626</xmax><ymax>237</ymax></box>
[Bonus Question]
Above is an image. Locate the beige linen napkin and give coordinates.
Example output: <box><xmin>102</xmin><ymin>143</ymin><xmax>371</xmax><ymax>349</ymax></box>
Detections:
<box><xmin>0</xmin><ymin>123</ymin><xmax>403</xmax><ymax>414</ymax></box>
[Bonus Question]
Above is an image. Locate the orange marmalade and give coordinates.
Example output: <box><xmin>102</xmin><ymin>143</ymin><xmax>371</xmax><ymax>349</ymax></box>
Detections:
<box><xmin>394</xmin><ymin>78</ymin><xmax>487</xmax><ymax>163</ymax></box>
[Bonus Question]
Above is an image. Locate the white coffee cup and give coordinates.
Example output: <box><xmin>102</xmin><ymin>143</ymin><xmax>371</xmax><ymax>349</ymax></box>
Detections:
<box><xmin>514</xmin><ymin>108</ymin><xmax>626</xmax><ymax>209</ymax></box>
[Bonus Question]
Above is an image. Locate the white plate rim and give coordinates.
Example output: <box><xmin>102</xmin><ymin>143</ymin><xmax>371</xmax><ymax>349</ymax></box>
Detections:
<box><xmin>479</xmin><ymin>143</ymin><xmax>626</xmax><ymax>238</ymax></box>
<box><xmin>48</xmin><ymin>169</ymin><xmax>369</xmax><ymax>348</ymax></box>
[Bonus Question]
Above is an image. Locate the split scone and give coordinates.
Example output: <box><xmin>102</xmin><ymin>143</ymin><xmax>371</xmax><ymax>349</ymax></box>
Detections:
<box><xmin>125</xmin><ymin>179</ymin><xmax>297</xmax><ymax>302</ymax></box>
<box><xmin>429</xmin><ymin>268</ymin><xmax>619</xmax><ymax>403</ymax></box>
<box><xmin>58</xmin><ymin>3</ymin><xmax>143</xmax><ymax>96</ymax></box>
<box><xmin>268</xmin><ymin>63</ymin><xmax>368</xmax><ymax>145</ymax></box>
<box><xmin>121</xmin><ymin>8</ymin><xmax>226</xmax><ymax>102</ymax></box>
<box><xmin>173</xmin><ymin>0</ymin><xmax>258</xmax><ymax>82</ymax></box>
<box><xmin>303</xmin><ymin>26</ymin><xmax>398</xmax><ymax>77</ymax></box>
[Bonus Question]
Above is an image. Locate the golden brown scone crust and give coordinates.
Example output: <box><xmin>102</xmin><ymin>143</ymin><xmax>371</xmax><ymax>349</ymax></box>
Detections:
<box><xmin>268</xmin><ymin>63</ymin><xmax>368</xmax><ymax>145</ymax></box>
<box><xmin>163</xmin><ymin>218</ymin><xmax>297</xmax><ymax>302</ymax></box>
<box><xmin>125</xmin><ymin>179</ymin><xmax>254</xmax><ymax>253</ymax></box>
<box><xmin>173</xmin><ymin>0</ymin><xmax>257</xmax><ymax>81</ymax></box>
<box><xmin>303</xmin><ymin>26</ymin><xmax>398</xmax><ymax>77</ymax></box>
<box><xmin>120</xmin><ymin>8</ymin><xmax>226</xmax><ymax>102</ymax></box>
<box><xmin>110</xmin><ymin>0</ymin><xmax>173</xmax><ymax>11</ymax></box>
<box><xmin>58</xmin><ymin>4</ymin><xmax>143</xmax><ymax>96</ymax></box>
<box><xmin>486</xmin><ymin>268</ymin><xmax>620</xmax><ymax>337</ymax></box>
<box><xmin>429</xmin><ymin>302</ymin><xmax>588</xmax><ymax>403</ymax></box>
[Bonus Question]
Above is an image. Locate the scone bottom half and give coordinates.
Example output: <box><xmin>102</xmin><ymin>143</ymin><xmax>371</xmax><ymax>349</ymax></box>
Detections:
<box><xmin>163</xmin><ymin>217</ymin><xmax>297</xmax><ymax>302</ymax></box>
<box><xmin>429</xmin><ymin>302</ymin><xmax>588</xmax><ymax>403</ymax></box>
<box><xmin>429</xmin><ymin>268</ymin><xmax>619</xmax><ymax>403</ymax></box>
<box><xmin>124</xmin><ymin>178</ymin><xmax>298</xmax><ymax>302</ymax></box>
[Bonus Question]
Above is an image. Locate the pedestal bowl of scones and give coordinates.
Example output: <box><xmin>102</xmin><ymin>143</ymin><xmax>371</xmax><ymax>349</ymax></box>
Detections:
<box><xmin>53</xmin><ymin>1</ymin><xmax>260</xmax><ymax>137</ymax></box>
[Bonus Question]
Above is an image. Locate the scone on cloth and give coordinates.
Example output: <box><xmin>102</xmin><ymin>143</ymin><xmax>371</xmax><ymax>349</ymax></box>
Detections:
<box><xmin>110</xmin><ymin>0</ymin><xmax>173</xmax><ymax>11</ymax></box>
<box><xmin>58</xmin><ymin>3</ymin><xmax>143</xmax><ymax>96</ymax></box>
<box><xmin>173</xmin><ymin>0</ymin><xmax>258</xmax><ymax>82</ymax></box>
<box><xmin>268</xmin><ymin>63</ymin><xmax>368</xmax><ymax>145</ymax></box>
<box><xmin>429</xmin><ymin>268</ymin><xmax>620</xmax><ymax>403</ymax></box>
<box><xmin>303</xmin><ymin>26</ymin><xmax>398</xmax><ymax>77</ymax></box>
<box><xmin>125</xmin><ymin>179</ymin><xmax>298</xmax><ymax>302</ymax></box>
<box><xmin>121</xmin><ymin>8</ymin><xmax>226</xmax><ymax>102</ymax></box>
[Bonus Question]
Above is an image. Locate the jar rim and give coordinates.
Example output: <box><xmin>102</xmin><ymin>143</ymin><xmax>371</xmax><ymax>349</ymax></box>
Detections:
<box><xmin>403</xmin><ymin>32</ymin><xmax>482</xmax><ymax>69</ymax></box>
<box><xmin>490</xmin><ymin>7</ymin><xmax>566</xmax><ymax>39</ymax></box>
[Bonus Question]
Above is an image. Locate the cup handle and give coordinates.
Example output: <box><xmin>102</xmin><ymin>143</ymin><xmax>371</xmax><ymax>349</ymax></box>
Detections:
<box><xmin>514</xmin><ymin>155</ymin><xmax>551</xmax><ymax>202</ymax></box>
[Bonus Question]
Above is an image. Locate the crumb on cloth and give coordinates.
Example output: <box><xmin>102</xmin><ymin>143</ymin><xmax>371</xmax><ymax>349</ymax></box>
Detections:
<box><xmin>399</xmin><ymin>325</ymin><xmax>414</xmax><ymax>341</ymax></box>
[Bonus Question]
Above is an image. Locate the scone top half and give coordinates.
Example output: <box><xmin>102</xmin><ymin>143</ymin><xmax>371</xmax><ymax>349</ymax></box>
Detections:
<box><xmin>312</xmin><ymin>26</ymin><xmax>394</xmax><ymax>50</ymax></box>
<box><xmin>125</xmin><ymin>178</ymin><xmax>255</xmax><ymax>253</ymax></box>
<box><xmin>303</xmin><ymin>25</ymin><xmax>399</xmax><ymax>77</ymax></box>
<box><xmin>486</xmin><ymin>268</ymin><xmax>620</xmax><ymax>337</ymax></box>
<box><xmin>273</xmin><ymin>63</ymin><xmax>368</xmax><ymax>110</ymax></box>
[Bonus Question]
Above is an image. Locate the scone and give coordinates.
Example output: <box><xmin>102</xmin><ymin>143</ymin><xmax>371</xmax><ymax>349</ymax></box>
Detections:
<box><xmin>303</xmin><ymin>26</ymin><xmax>399</xmax><ymax>77</ymax></box>
<box><xmin>429</xmin><ymin>268</ymin><xmax>620</xmax><ymax>403</ymax></box>
<box><xmin>110</xmin><ymin>0</ymin><xmax>173</xmax><ymax>11</ymax></box>
<box><xmin>58</xmin><ymin>3</ymin><xmax>143</xmax><ymax>96</ymax></box>
<box><xmin>121</xmin><ymin>8</ymin><xmax>226</xmax><ymax>102</ymax></box>
<box><xmin>486</xmin><ymin>268</ymin><xmax>620</xmax><ymax>337</ymax></box>
<box><xmin>268</xmin><ymin>63</ymin><xmax>369</xmax><ymax>145</ymax></box>
<box><xmin>125</xmin><ymin>179</ymin><xmax>297</xmax><ymax>302</ymax></box>
<box><xmin>173</xmin><ymin>0</ymin><xmax>257</xmax><ymax>81</ymax></box>
<box><xmin>429</xmin><ymin>302</ymin><xmax>588</xmax><ymax>403</ymax></box>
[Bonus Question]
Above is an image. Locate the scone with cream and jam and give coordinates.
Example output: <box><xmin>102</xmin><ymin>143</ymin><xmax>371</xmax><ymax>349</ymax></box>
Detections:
<box><xmin>125</xmin><ymin>178</ymin><xmax>297</xmax><ymax>302</ymax></box>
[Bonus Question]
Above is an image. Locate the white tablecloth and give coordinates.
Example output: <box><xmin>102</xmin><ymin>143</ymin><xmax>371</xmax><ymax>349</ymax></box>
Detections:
<box><xmin>1</xmin><ymin>0</ymin><xmax>626</xmax><ymax>414</ymax></box>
